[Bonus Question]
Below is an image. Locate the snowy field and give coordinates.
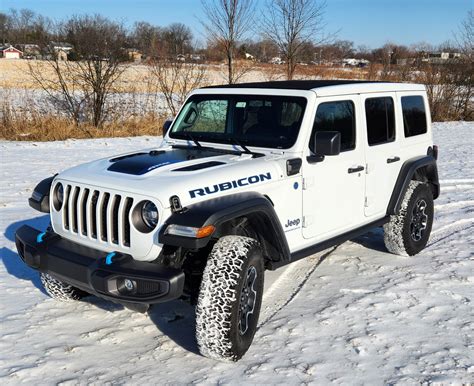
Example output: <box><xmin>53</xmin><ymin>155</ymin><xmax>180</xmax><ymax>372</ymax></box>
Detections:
<box><xmin>0</xmin><ymin>121</ymin><xmax>473</xmax><ymax>384</ymax></box>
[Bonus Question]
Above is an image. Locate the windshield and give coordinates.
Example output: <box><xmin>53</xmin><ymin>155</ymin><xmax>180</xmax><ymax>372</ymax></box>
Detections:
<box><xmin>169</xmin><ymin>94</ymin><xmax>307</xmax><ymax>149</ymax></box>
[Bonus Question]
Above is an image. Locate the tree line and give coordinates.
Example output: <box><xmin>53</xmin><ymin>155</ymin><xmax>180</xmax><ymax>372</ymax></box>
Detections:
<box><xmin>1</xmin><ymin>3</ymin><xmax>472</xmax><ymax>126</ymax></box>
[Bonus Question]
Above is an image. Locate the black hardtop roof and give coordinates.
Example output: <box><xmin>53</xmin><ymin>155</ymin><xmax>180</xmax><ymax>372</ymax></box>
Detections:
<box><xmin>203</xmin><ymin>80</ymin><xmax>383</xmax><ymax>91</ymax></box>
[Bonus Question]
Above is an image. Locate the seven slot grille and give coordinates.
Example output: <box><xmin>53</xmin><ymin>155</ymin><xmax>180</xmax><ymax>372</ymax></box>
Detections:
<box><xmin>61</xmin><ymin>184</ymin><xmax>134</xmax><ymax>247</ymax></box>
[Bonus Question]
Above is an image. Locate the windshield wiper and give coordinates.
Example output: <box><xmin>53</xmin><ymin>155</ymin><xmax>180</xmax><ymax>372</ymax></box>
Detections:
<box><xmin>227</xmin><ymin>137</ymin><xmax>252</xmax><ymax>154</ymax></box>
<box><xmin>181</xmin><ymin>131</ymin><xmax>202</xmax><ymax>148</ymax></box>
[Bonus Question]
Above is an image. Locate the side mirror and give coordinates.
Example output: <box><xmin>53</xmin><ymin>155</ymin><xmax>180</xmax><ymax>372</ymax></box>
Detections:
<box><xmin>308</xmin><ymin>131</ymin><xmax>341</xmax><ymax>163</ymax></box>
<box><xmin>162</xmin><ymin>120</ymin><xmax>172</xmax><ymax>136</ymax></box>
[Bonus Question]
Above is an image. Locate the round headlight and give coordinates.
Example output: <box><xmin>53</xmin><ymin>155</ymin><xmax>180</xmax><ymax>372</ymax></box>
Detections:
<box><xmin>141</xmin><ymin>201</ymin><xmax>158</xmax><ymax>229</ymax></box>
<box><xmin>53</xmin><ymin>183</ymin><xmax>64</xmax><ymax>211</ymax></box>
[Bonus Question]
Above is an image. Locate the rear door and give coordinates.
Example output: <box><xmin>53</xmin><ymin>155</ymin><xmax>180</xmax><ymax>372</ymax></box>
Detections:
<box><xmin>302</xmin><ymin>95</ymin><xmax>366</xmax><ymax>240</ymax></box>
<box><xmin>362</xmin><ymin>93</ymin><xmax>401</xmax><ymax>218</ymax></box>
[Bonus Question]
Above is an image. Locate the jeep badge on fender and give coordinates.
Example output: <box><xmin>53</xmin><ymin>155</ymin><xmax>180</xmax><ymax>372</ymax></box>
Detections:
<box><xmin>15</xmin><ymin>80</ymin><xmax>439</xmax><ymax>362</ymax></box>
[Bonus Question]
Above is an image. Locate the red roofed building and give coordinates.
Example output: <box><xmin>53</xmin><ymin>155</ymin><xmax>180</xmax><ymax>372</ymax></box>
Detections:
<box><xmin>0</xmin><ymin>45</ymin><xmax>23</xmax><ymax>59</ymax></box>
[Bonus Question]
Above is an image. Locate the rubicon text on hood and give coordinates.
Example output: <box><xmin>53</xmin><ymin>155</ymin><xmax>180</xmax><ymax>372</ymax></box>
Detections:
<box><xmin>189</xmin><ymin>172</ymin><xmax>272</xmax><ymax>198</ymax></box>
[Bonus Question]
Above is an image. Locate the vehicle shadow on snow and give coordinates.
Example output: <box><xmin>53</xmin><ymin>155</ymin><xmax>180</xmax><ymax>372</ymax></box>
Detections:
<box><xmin>147</xmin><ymin>301</ymin><xmax>200</xmax><ymax>354</ymax></box>
<box><xmin>1</xmin><ymin>215</ymin><xmax>51</xmax><ymax>294</ymax></box>
<box><xmin>351</xmin><ymin>227</ymin><xmax>388</xmax><ymax>253</ymax></box>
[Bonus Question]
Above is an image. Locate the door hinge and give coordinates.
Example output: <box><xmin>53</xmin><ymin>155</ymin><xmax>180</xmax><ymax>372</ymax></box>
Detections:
<box><xmin>303</xmin><ymin>215</ymin><xmax>313</xmax><ymax>228</ymax></box>
<box><xmin>364</xmin><ymin>196</ymin><xmax>369</xmax><ymax>207</ymax></box>
<box><xmin>365</xmin><ymin>163</ymin><xmax>369</xmax><ymax>174</ymax></box>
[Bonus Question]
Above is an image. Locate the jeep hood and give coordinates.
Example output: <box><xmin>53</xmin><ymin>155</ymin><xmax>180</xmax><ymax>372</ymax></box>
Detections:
<box><xmin>56</xmin><ymin>146</ymin><xmax>286</xmax><ymax>207</ymax></box>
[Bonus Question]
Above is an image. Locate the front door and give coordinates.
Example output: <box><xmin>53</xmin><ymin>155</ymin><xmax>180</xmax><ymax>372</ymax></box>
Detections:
<box><xmin>302</xmin><ymin>95</ymin><xmax>366</xmax><ymax>241</ymax></box>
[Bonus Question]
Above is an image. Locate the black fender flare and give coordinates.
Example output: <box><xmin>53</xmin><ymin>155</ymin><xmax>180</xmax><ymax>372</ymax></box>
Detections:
<box><xmin>387</xmin><ymin>155</ymin><xmax>439</xmax><ymax>215</ymax></box>
<box><xmin>28</xmin><ymin>175</ymin><xmax>57</xmax><ymax>213</ymax></box>
<box><xmin>159</xmin><ymin>192</ymin><xmax>291</xmax><ymax>264</ymax></box>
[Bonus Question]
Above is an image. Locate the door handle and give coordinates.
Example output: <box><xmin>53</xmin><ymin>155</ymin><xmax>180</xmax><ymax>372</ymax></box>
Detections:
<box><xmin>387</xmin><ymin>156</ymin><xmax>400</xmax><ymax>164</ymax></box>
<box><xmin>348</xmin><ymin>165</ymin><xmax>364</xmax><ymax>173</ymax></box>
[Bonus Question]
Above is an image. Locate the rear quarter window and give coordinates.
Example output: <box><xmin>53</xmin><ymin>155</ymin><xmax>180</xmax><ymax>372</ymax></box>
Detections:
<box><xmin>401</xmin><ymin>96</ymin><xmax>427</xmax><ymax>137</ymax></box>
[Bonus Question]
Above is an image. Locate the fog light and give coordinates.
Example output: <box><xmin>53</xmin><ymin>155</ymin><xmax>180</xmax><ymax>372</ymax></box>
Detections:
<box><xmin>124</xmin><ymin>279</ymin><xmax>134</xmax><ymax>291</ymax></box>
<box><xmin>117</xmin><ymin>277</ymin><xmax>136</xmax><ymax>295</ymax></box>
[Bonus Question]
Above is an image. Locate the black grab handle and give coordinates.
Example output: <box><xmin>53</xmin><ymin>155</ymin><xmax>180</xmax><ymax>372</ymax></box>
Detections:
<box><xmin>348</xmin><ymin>166</ymin><xmax>364</xmax><ymax>173</ymax></box>
<box><xmin>387</xmin><ymin>156</ymin><xmax>401</xmax><ymax>164</ymax></box>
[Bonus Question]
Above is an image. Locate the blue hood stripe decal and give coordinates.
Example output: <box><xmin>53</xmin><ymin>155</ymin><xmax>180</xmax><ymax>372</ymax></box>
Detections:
<box><xmin>107</xmin><ymin>148</ymin><xmax>223</xmax><ymax>175</ymax></box>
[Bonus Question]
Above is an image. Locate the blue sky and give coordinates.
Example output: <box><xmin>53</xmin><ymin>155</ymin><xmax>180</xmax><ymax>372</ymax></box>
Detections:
<box><xmin>1</xmin><ymin>0</ymin><xmax>471</xmax><ymax>47</ymax></box>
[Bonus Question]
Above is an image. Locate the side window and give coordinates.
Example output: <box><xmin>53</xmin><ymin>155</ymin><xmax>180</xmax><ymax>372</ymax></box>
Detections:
<box><xmin>310</xmin><ymin>100</ymin><xmax>356</xmax><ymax>152</ymax></box>
<box><xmin>401</xmin><ymin>96</ymin><xmax>427</xmax><ymax>137</ymax></box>
<box><xmin>365</xmin><ymin>97</ymin><xmax>395</xmax><ymax>146</ymax></box>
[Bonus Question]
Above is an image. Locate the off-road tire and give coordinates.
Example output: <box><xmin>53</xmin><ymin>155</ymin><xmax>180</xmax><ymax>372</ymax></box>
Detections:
<box><xmin>384</xmin><ymin>180</ymin><xmax>434</xmax><ymax>256</ymax></box>
<box><xmin>40</xmin><ymin>273</ymin><xmax>88</xmax><ymax>301</ymax></box>
<box><xmin>196</xmin><ymin>236</ymin><xmax>264</xmax><ymax>361</ymax></box>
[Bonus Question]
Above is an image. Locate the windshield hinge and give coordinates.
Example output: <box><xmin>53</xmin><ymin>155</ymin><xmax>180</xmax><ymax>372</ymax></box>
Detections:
<box><xmin>302</xmin><ymin>177</ymin><xmax>314</xmax><ymax>190</ymax></box>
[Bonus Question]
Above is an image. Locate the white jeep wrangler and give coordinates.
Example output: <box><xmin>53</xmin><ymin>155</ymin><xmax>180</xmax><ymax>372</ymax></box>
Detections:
<box><xmin>16</xmin><ymin>80</ymin><xmax>439</xmax><ymax>361</ymax></box>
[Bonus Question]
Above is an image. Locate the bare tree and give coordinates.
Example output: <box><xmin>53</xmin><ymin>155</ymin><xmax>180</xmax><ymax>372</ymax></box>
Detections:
<box><xmin>200</xmin><ymin>0</ymin><xmax>256</xmax><ymax>84</ymax></box>
<box><xmin>2</xmin><ymin>8</ymin><xmax>52</xmax><ymax>45</ymax></box>
<box><xmin>130</xmin><ymin>21</ymin><xmax>164</xmax><ymax>57</ymax></box>
<box><xmin>28</xmin><ymin>55</ymin><xmax>86</xmax><ymax>128</ymax></box>
<box><xmin>452</xmin><ymin>10</ymin><xmax>474</xmax><ymax>120</ymax></box>
<box><xmin>455</xmin><ymin>10</ymin><xmax>473</xmax><ymax>62</ymax></box>
<box><xmin>148</xmin><ymin>59</ymin><xmax>207</xmax><ymax>116</ymax></box>
<box><xmin>262</xmin><ymin>0</ymin><xmax>331</xmax><ymax>80</ymax></box>
<box><xmin>164</xmin><ymin>23</ymin><xmax>193</xmax><ymax>56</ymax></box>
<box><xmin>28</xmin><ymin>15</ymin><xmax>128</xmax><ymax>128</ymax></box>
<box><xmin>0</xmin><ymin>12</ymin><xmax>8</xmax><ymax>44</ymax></box>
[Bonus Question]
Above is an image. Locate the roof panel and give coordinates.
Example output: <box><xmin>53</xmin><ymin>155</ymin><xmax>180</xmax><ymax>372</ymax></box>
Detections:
<box><xmin>203</xmin><ymin>80</ymin><xmax>381</xmax><ymax>90</ymax></box>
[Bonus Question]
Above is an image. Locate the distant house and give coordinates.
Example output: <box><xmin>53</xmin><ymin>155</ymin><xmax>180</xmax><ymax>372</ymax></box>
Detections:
<box><xmin>0</xmin><ymin>45</ymin><xmax>23</xmax><ymax>59</ymax></box>
<box><xmin>424</xmin><ymin>52</ymin><xmax>461</xmax><ymax>64</ymax></box>
<box><xmin>270</xmin><ymin>57</ymin><xmax>283</xmax><ymax>65</ymax></box>
<box><xmin>190</xmin><ymin>54</ymin><xmax>203</xmax><ymax>61</ymax></box>
<box><xmin>17</xmin><ymin>44</ymin><xmax>42</xmax><ymax>59</ymax></box>
<box><xmin>342</xmin><ymin>58</ymin><xmax>369</xmax><ymax>67</ymax></box>
<box><xmin>126</xmin><ymin>48</ymin><xmax>142</xmax><ymax>62</ymax></box>
<box><xmin>397</xmin><ymin>52</ymin><xmax>462</xmax><ymax>66</ymax></box>
<box><xmin>50</xmin><ymin>41</ymin><xmax>73</xmax><ymax>61</ymax></box>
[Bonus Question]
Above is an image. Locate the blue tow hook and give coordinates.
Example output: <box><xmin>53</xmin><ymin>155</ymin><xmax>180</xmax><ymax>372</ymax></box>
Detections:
<box><xmin>105</xmin><ymin>252</ymin><xmax>116</xmax><ymax>265</ymax></box>
<box><xmin>36</xmin><ymin>232</ymin><xmax>47</xmax><ymax>244</ymax></box>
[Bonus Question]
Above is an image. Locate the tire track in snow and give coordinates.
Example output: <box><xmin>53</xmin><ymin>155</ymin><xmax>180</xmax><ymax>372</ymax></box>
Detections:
<box><xmin>259</xmin><ymin>246</ymin><xmax>338</xmax><ymax>327</ymax></box>
<box><xmin>440</xmin><ymin>184</ymin><xmax>474</xmax><ymax>192</ymax></box>
<box><xmin>428</xmin><ymin>218</ymin><xmax>474</xmax><ymax>247</ymax></box>
<box><xmin>439</xmin><ymin>179</ymin><xmax>474</xmax><ymax>184</ymax></box>
<box><xmin>435</xmin><ymin>200</ymin><xmax>474</xmax><ymax>211</ymax></box>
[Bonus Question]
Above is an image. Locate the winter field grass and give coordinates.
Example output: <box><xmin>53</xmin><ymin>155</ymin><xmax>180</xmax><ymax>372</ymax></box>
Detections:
<box><xmin>0</xmin><ymin>59</ymin><xmax>370</xmax><ymax>90</ymax></box>
<box><xmin>0</xmin><ymin>121</ymin><xmax>473</xmax><ymax>383</ymax></box>
<box><xmin>0</xmin><ymin>59</ymin><xmax>375</xmax><ymax>141</ymax></box>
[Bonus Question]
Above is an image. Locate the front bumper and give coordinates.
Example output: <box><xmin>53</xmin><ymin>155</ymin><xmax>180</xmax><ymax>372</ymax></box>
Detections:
<box><xmin>15</xmin><ymin>225</ymin><xmax>185</xmax><ymax>304</ymax></box>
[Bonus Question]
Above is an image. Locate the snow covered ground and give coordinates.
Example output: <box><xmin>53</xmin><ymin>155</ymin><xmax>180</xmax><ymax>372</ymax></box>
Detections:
<box><xmin>0</xmin><ymin>121</ymin><xmax>473</xmax><ymax>384</ymax></box>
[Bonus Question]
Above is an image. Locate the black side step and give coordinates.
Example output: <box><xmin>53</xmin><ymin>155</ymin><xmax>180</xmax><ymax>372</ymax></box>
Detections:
<box><xmin>267</xmin><ymin>216</ymin><xmax>390</xmax><ymax>270</ymax></box>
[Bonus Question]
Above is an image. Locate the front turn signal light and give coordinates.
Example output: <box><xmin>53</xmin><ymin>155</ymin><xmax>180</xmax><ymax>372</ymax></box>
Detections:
<box><xmin>195</xmin><ymin>225</ymin><xmax>216</xmax><ymax>238</ymax></box>
<box><xmin>165</xmin><ymin>224</ymin><xmax>216</xmax><ymax>238</ymax></box>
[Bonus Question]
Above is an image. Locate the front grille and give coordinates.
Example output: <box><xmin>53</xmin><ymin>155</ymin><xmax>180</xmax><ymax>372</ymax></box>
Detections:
<box><xmin>62</xmin><ymin>184</ymin><xmax>133</xmax><ymax>248</ymax></box>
